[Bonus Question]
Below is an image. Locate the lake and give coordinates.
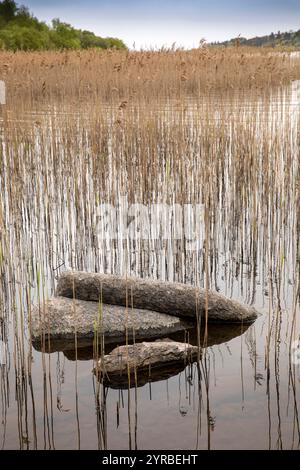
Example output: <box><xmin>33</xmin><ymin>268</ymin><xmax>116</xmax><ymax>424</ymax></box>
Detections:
<box><xmin>0</xmin><ymin>68</ymin><xmax>299</xmax><ymax>450</ymax></box>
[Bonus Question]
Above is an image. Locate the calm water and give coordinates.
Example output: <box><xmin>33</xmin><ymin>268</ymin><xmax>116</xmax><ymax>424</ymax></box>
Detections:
<box><xmin>0</xmin><ymin>84</ymin><xmax>299</xmax><ymax>450</ymax></box>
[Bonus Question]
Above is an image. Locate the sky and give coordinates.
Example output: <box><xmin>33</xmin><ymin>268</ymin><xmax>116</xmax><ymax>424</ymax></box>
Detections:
<box><xmin>23</xmin><ymin>0</ymin><xmax>300</xmax><ymax>49</ymax></box>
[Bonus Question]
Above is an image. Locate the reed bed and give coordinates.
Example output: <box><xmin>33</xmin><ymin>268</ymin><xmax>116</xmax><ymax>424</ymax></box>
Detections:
<box><xmin>0</xmin><ymin>47</ymin><xmax>299</xmax><ymax>449</ymax></box>
<box><xmin>1</xmin><ymin>47</ymin><xmax>300</xmax><ymax>106</ymax></box>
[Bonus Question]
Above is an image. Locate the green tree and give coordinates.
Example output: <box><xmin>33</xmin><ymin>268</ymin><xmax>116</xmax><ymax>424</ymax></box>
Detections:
<box><xmin>79</xmin><ymin>30</ymin><xmax>108</xmax><ymax>49</ymax></box>
<box><xmin>0</xmin><ymin>0</ymin><xmax>18</xmax><ymax>23</ymax></box>
<box><xmin>0</xmin><ymin>0</ymin><xmax>127</xmax><ymax>51</ymax></box>
<box><xmin>0</xmin><ymin>23</ymin><xmax>49</xmax><ymax>50</ymax></box>
<box><xmin>50</xmin><ymin>19</ymin><xmax>81</xmax><ymax>49</ymax></box>
<box><xmin>105</xmin><ymin>37</ymin><xmax>127</xmax><ymax>50</ymax></box>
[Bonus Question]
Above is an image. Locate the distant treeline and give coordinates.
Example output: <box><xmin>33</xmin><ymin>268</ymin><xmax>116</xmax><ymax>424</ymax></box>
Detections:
<box><xmin>0</xmin><ymin>0</ymin><xmax>127</xmax><ymax>51</ymax></box>
<box><xmin>211</xmin><ymin>30</ymin><xmax>300</xmax><ymax>48</ymax></box>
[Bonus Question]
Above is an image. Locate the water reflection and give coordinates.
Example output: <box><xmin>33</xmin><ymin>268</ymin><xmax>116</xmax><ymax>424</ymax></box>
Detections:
<box><xmin>32</xmin><ymin>324</ymin><xmax>250</xmax><ymax>390</ymax></box>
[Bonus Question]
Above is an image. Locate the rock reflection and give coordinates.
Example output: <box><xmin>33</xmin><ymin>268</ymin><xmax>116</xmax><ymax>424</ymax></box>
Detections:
<box><xmin>32</xmin><ymin>323</ymin><xmax>250</xmax><ymax>389</ymax></box>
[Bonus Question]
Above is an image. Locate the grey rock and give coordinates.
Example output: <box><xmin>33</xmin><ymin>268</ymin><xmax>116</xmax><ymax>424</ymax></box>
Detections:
<box><xmin>56</xmin><ymin>270</ymin><xmax>258</xmax><ymax>323</ymax></box>
<box><xmin>97</xmin><ymin>340</ymin><xmax>199</xmax><ymax>374</ymax></box>
<box><xmin>30</xmin><ymin>297</ymin><xmax>192</xmax><ymax>344</ymax></box>
<box><xmin>95</xmin><ymin>340</ymin><xmax>199</xmax><ymax>388</ymax></box>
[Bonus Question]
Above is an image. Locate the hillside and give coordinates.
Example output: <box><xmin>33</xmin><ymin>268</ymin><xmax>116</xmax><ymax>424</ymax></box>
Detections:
<box><xmin>212</xmin><ymin>30</ymin><xmax>300</xmax><ymax>48</ymax></box>
<box><xmin>0</xmin><ymin>0</ymin><xmax>126</xmax><ymax>51</ymax></box>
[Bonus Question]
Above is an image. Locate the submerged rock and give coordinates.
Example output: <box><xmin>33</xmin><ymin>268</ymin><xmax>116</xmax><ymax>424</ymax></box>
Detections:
<box><xmin>56</xmin><ymin>271</ymin><xmax>258</xmax><ymax>323</ymax></box>
<box><xmin>30</xmin><ymin>297</ymin><xmax>191</xmax><ymax>344</ymax></box>
<box><xmin>95</xmin><ymin>340</ymin><xmax>199</xmax><ymax>388</ymax></box>
<box><xmin>97</xmin><ymin>340</ymin><xmax>199</xmax><ymax>374</ymax></box>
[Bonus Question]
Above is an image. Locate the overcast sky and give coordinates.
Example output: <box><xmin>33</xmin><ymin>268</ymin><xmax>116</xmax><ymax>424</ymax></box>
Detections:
<box><xmin>23</xmin><ymin>0</ymin><xmax>300</xmax><ymax>49</ymax></box>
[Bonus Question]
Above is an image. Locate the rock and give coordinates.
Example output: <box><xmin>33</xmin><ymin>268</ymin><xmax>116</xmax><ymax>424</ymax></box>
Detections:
<box><xmin>94</xmin><ymin>340</ymin><xmax>199</xmax><ymax>388</ymax></box>
<box><xmin>56</xmin><ymin>271</ymin><xmax>258</xmax><ymax>323</ymax></box>
<box><xmin>97</xmin><ymin>340</ymin><xmax>199</xmax><ymax>374</ymax></box>
<box><xmin>30</xmin><ymin>297</ymin><xmax>192</xmax><ymax>346</ymax></box>
<box><xmin>100</xmin><ymin>361</ymin><xmax>189</xmax><ymax>389</ymax></box>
